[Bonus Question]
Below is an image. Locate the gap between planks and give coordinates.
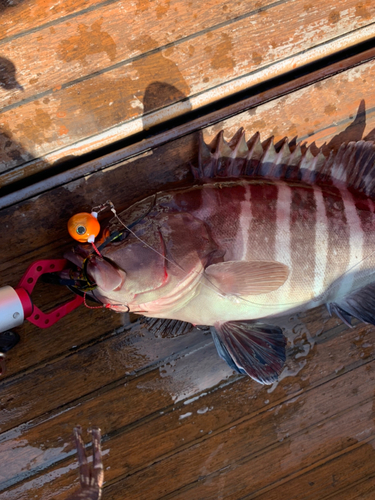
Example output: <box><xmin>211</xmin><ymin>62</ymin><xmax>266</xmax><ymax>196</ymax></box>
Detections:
<box><xmin>2</xmin><ymin>319</ymin><xmax>374</xmax><ymax>497</ymax></box>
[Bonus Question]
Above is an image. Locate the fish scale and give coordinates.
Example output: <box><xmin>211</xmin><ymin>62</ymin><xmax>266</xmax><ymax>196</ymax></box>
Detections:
<box><xmin>65</xmin><ymin>127</ymin><xmax>375</xmax><ymax>385</ymax></box>
<box><xmin>247</xmin><ymin>182</ymin><xmax>278</xmax><ymax>262</ymax></box>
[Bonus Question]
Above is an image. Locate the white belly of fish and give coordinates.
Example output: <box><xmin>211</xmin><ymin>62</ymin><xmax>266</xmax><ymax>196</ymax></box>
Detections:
<box><xmin>139</xmin><ymin>250</ymin><xmax>375</xmax><ymax>326</ymax></box>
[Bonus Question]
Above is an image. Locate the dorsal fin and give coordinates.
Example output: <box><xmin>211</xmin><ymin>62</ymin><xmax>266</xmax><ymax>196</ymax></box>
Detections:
<box><xmin>195</xmin><ymin>111</ymin><xmax>375</xmax><ymax>198</ymax></box>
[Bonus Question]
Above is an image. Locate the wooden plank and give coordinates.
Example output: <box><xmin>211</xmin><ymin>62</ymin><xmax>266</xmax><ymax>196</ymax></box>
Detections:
<box><xmin>2</xmin><ymin>53</ymin><xmax>375</xmax><ymax>198</ymax></box>
<box><xmin>3</xmin><ymin>0</ymin><xmax>374</xmax><ymax>112</ymax></box>
<box><xmin>3</xmin><ymin>301</ymin><xmax>126</xmax><ymax>378</ymax></box>
<box><xmin>1</xmin><ymin>0</ymin><xmax>375</xmax><ymax>178</ymax></box>
<box><xmin>98</xmin><ymin>327</ymin><xmax>375</xmax><ymax>500</ymax></box>
<box><xmin>0</xmin><ymin>289</ymin><xmax>339</xmax><ymax>458</ymax></box>
<box><xmin>13</xmin><ymin>433</ymin><xmax>374</xmax><ymax>500</ymax></box>
<box><xmin>2</xmin><ymin>317</ymin><xmax>375</xmax><ymax>499</ymax></box>
<box><xmin>0</xmin><ymin>0</ymin><xmax>278</xmax><ymax>112</ymax></box>
<box><xmin>324</xmin><ymin>476</ymin><xmax>375</xmax><ymax>500</ymax></box>
<box><xmin>0</xmin><ymin>308</ymin><xmax>340</xmax><ymax>480</ymax></box>
<box><xmin>3</xmin><ymin>55</ymin><xmax>375</xmax><ymax>208</ymax></box>
<box><xmin>202</xmin><ymin>63</ymin><xmax>375</xmax><ymax>150</ymax></box>
<box><xmin>251</xmin><ymin>440</ymin><xmax>375</xmax><ymax>500</ymax></box>
<box><xmin>128</xmin><ymin>396</ymin><xmax>375</xmax><ymax>500</ymax></box>
<box><xmin>0</xmin><ymin>323</ymin><xmax>209</xmax><ymax>433</ymax></box>
<box><xmin>0</xmin><ymin>340</ymin><xmax>234</xmax><ymax>490</ymax></box>
<box><xmin>0</xmin><ymin>306</ymin><xmax>335</xmax><ymax>488</ymax></box>
<box><xmin>0</xmin><ymin>0</ymin><xmax>108</xmax><ymax>41</ymax></box>
<box><xmin>3</xmin><ymin>45</ymin><xmax>375</xmax><ymax>208</ymax></box>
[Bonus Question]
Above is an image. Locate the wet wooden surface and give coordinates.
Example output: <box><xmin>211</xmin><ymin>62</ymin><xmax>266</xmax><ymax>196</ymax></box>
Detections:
<box><xmin>1</xmin><ymin>0</ymin><xmax>375</xmax><ymax>189</ymax></box>
<box><xmin>1</xmin><ymin>47</ymin><xmax>375</xmax><ymax>500</ymax></box>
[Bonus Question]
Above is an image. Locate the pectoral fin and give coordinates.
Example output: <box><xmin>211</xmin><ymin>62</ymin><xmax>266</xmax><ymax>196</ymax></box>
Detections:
<box><xmin>205</xmin><ymin>260</ymin><xmax>289</xmax><ymax>296</ymax></box>
<box><xmin>212</xmin><ymin>320</ymin><xmax>286</xmax><ymax>384</ymax></box>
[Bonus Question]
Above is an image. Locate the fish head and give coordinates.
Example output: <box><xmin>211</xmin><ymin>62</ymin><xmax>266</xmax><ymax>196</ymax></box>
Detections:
<box><xmin>65</xmin><ymin>212</ymin><xmax>218</xmax><ymax>313</ymax></box>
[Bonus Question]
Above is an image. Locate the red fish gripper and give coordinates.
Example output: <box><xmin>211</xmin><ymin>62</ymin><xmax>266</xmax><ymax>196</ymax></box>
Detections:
<box><xmin>0</xmin><ymin>259</ymin><xmax>84</xmax><ymax>333</ymax></box>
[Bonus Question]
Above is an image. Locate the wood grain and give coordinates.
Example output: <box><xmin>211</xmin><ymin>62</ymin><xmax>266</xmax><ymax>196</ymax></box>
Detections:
<box><xmin>2</xmin><ymin>0</ymin><xmax>373</xmax><ymax>112</ymax></box>
<box><xmin>0</xmin><ymin>0</ymin><xmax>107</xmax><ymax>41</ymax></box>
<box><xmin>3</xmin><ymin>45</ymin><xmax>375</xmax><ymax>209</ymax></box>
<box><xmin>202</xmin><ymin>63</ymin><xmax>375</xmax><ymax>150</ymax></box>
<box><xmin>252</xmin><ymin>438</ymin><xmax>375</xmax><ymax>499</ymax></box>
<box><xmin>2</xmin><ymin>55</ymin><xmax>375</xmax><ymax>192</ymax></box>
<box><xmin>0</xmin><ymin>307</ymin><xmax>340</xmax><ymax>464</ymax></box>
<box><xmin>95</xmin><ymin>326</ymin><xmax>375</xmax><ymax>500</ymax></box>
<box><xmin>2</xmin><ymin>26</ymin><xmax>375</xmax><ymax>500</ymax></box>
<box><xmin>0</xmin><ymin>325</ymin><xmax>211</xmax><ymax>433</ymax></box>
<box><xmin>324</xmin><ymin>476</ymin><xmax>375</xmax><ymax>500</ymax></box>
<box><xmin>1</xmin><ymin>0</ymin><xmax>374</xmax><ymax>178</ymax></box>
<box><xmin>2</xmin><ymin>316</ymin><xmax>375</xmax><ymax>499</ymax></box>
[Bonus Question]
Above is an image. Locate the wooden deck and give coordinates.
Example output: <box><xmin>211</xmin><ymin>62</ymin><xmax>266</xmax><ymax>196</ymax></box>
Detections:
<box><xmin>2</xmin><ymin>0</ymin><xmax>375</xmax><ymax>190</ymax></box>
<box><xmin>1</xmin><ymin>1</ymin><xmax>375</xmax><ymax>499</ymax></box>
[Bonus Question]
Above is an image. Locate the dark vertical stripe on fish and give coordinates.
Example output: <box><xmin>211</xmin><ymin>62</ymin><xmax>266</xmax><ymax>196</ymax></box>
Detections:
<box><xmin>321</xmin><ymin>186</ymin><xmax>350</xmax><ymax>291</ymax></box>
<box><xmin>170</xmin><ymin>186</ymin><xmax>204</xmax><ymax>214</ymax></box>
<box><xmin>290</xmin><ymin>186</ymin><xmax>317</xmax><ymax>298</ymax></box>
<box><xmin>351</xmin><ymin>190</ymin><xmax>375</xmax><ymax>287</ymax></box>
<box><xmin>247</xmin><ymin>181</ymin><xmax>278</xmax><ymax>262</ymax></box>
<box><xmin>199</xmin><ymin>183</ymin><xmax>247</xmax><ymax>259</ymax></box>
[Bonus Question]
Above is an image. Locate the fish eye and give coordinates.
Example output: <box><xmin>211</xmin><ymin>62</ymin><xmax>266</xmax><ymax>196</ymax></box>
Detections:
<box><xmin>76</xmin><ymin>225</ymin><xmax>86</xmax><ymax>235</ymax></box>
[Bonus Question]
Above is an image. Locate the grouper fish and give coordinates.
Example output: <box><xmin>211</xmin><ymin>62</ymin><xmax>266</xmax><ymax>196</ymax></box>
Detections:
<box><xmin>65</xmin><ymin>128</ymin><xmax>375</xmax><ymax>384</ymax></box>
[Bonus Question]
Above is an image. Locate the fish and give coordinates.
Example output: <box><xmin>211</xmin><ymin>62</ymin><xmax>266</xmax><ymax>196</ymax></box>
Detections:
<box><xmin>66</xmin><ymin>426</ymin><xmax>103</xmax><ymax>500</ymax></box>
<box><xmin>65</xmin><ymin>125</ymin><xmax>375</xmax><ymax>385</ymax></box>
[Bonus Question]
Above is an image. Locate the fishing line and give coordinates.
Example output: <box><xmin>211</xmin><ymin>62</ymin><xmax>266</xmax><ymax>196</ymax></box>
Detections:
<box><xmin>320</xmin><ymin>248</ymin><xmax>375</xmax><ymax>298</ymax></box>
<box><xmin>94</xmin><ymin>200</ymin><xmax>186</xmax><ymax>273</ymax></box>
<box><xmin>92</xmin><ymin>199</ymin><xmax>356</xmax><ymax>311</ymax></box>
<box><xmin>92</xmin><ymin>200</ymin><xmax>230</xmax><ymax>300</ymax></box>
<box><xmin>90</xmin><ymin>198</ymin><xmax>375</xmax><ymax>313</ymax></box>
<box><xmin>87</xmin><ymin>288</ymin><xmax>130</xmax><ymax>312</ymax></box>
<box><xmin>90</xmin><ymin>199</ymin><xmax>314</xmax><ymax>310</ymax></box>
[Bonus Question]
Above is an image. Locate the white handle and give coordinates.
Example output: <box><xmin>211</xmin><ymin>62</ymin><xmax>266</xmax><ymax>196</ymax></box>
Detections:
<box><xmin>0</xmin><ymin>286</ymin><xmax>25</xmax><ymax>332</ymax></box>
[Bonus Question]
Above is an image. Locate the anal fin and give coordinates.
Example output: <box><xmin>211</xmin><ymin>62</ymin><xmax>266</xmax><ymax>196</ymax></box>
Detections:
<box><xmin>212</xmin><ymin>320</ymin><xmax>286</xmax><ymax>384</ymax></box>
<box><xmin>328</xmin><ymin>282</ymin><xmax>375</xmax><ymax>327</ymax></box>
<box><xmin>326</xmin><ymin>303</ymin><xmax>353</xmax><ymax>328</ymax></box>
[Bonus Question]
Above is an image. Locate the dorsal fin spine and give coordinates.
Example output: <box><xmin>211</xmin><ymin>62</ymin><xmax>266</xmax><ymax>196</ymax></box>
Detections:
<box><xmin>198</xmin><ymin>129</ymin><xmax>375</xmax><ymax>198</ymax></box>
